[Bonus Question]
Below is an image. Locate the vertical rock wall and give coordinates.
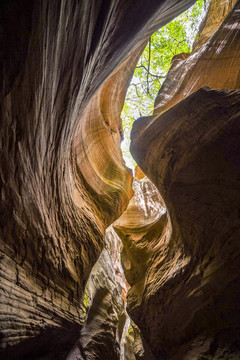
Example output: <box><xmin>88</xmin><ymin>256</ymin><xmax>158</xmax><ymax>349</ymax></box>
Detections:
<box><xmin>129</xmin><ymin>1</ymin><xmax>240</xmax><ymax>359</ymax></box>
<box><xmin>114</xmin><ymin>176</ymin><xmax>167</xmax><ymax>312</ymax></box>
<box><xmin>67</xmin><ymin>227</ymin><xmax>132</xmax><ymax>360</ymax></box>
<box><xmin>154</xmin><ymin>0</ymin><xmax>240</xmax><ymax>115</ymax></box>
<box><xmin>0</xmin><ymin>0</ymin><xmax>197</xmax><ymax>358</ymax></box>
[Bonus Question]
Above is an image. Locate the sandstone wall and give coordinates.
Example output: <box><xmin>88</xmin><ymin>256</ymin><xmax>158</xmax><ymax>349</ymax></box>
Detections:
<box><xmin>0</xmin><ymin>0</ymin><xmax>196</xmax><ymax>358</ymax></box>
<box><xmin>128</xmin><ymin>1</ymin><xmax>240</xmax><ymax>358</ymax></box>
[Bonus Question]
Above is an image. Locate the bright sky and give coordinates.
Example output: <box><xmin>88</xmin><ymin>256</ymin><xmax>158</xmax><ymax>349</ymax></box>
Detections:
<box><xmin>120</xmin><ymin>0</ymin><xmax>208</xmax><ymax>170</ymax></box>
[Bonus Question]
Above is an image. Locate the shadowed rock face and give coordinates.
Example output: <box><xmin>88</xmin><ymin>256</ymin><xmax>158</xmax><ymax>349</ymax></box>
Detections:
<box><xmin>0</xmin><ymin>0</ymin><xmax>198</xmax><ymax>358</ymax></box>
<box><xmin>131</xmin><ymin>87</ymin><xmax>240</xmax><ymax>359</ymax></box>
<box><xmin>67</xmin><ymin>227</ymin><xmax>131</xmax><ymax>360</ymax></box>
<box><xmin>2</xmin><ymin>0</ymin><xmax>240</xmax><ymax>358</ymax></box>
<box><xmin>129</xmin><ymin>1</ymin><xmax>240</xmax><ymax>356</ymax></box>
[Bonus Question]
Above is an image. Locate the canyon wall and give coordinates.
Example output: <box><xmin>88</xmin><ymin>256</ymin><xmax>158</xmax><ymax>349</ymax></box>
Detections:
<box><xmin>2</xmin><ymin>0</ymin><xmax>240</xmax><ymax>358</ymax></box>
<box><xmin>154</xmin><ymin>0</ymin><xmax>240</xmax><ymax>114</ymax></box>
<box><xmin>67</xmin><ymin>227</ymin><xmax>134</xmax><ymax>360</ymax></box>
<box><xmin>129</xmin><ymin>1</ymin><xmax>240</xmax><ymax>359</ymax></box>
<box><xmin>0</xmin><ymin>0</ymin><xmax>197</xmax><ymax>358</ymax></box>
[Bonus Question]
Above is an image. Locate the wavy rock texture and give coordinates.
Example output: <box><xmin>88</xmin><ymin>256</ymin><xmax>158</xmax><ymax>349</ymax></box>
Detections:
<box><xmin>131</xmin><ymin>87</ymin><xmax>240</xmax><ymax>359</ymax></box>
<box><xmin>67</xmin><ymin>226</ymin><xmax>132</xmax><ymax>360</ymax></box>
<box><xmin>193</xmin><ymin>0</ymin><xmax>237</xmax><ymax>50</ymax></box>
<box><xmin>154</xmin><ymin>0</ymin><xmax>240</xmax><ymax>114</ymax></box>
<box><xmin>121</xmin><ymin>320</ymin><xmax>145</xmax><ymax>360</ymax></box>
<box><xmin>114</xmin><ymin>176</ymin><xmax>166</xmax><ymax>360</ymax></box>
<box><xmin>127</xmin><ymin>1</ymin><xmax>240</xmax><ymax>359</ymax></box>
<box><xmin>114</xmin><ymin>177</ymin><xmax>166</xmax><ymax>305</ymax></box>
<box><xmin>1</xmin><ymin>0</ymin><xmax>198</xmax><ymax>357</ymax></box>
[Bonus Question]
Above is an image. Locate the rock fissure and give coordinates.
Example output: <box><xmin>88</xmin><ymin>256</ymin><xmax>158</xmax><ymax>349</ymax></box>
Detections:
<box><xmin>1</xmin><ymin>0</ymin><xmax>240</xmax><ymax>359</ymax></box>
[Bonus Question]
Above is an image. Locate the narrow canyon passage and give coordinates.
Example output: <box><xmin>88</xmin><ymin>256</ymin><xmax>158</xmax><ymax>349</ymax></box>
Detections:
<box><xmin>66</xmin><ymin>2</ymin><xmax>240</xmax><ymax>358</ymax></box>
<box><xmin>1</xmin><ymin>0</ymin><xmax>240</xmax><ymax>359</ymax></box>
<box><xmin>71</xmin><ymin>169</ymin><xmax>167</xmax><ymax>359</ymax></box>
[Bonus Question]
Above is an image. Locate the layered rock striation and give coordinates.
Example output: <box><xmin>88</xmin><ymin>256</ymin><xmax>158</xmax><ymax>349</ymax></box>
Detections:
<box><xmin>154</xmin><ymin>0</ymin><xmax>240</xmax><ymax>115</ymax></box>
<box><xmin>67</xmin><ymin>226</ymin><xmax>132</xmax><ymax>360</ymax></box>
<box><xmin>128</xmin><ymin>1</ymin><xmax>240</xmax><ymax>358</ymax></box>
<box><xmin>1</xmin><ymin>0</ymin><xmax>198</xmax><ymax>358</ymax></box>
<box><xmin>114</xmin><ymin>174</ymin><xmax>167</xmax><ymax>360</ymax></box>
<box><xmin>114</xmin><ymin>175</ymin><xmax>167</xmax><ymax>311</ymax></box>
<box><xmin>193</xmin><ymin>0</ymin><xmax>237</xmax><ymax>50</ymax></box>
<box><xmin>131</xmin><ymin>87</ymin><xmax>240</xmax><ymax>359</ymax></box>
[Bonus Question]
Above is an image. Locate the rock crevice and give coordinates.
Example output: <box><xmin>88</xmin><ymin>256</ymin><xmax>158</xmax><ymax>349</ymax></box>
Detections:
<box><xmin>1</xmin><ymin>0</ymin><xmax>240</xmax><ymax>359</ymax></box>
<box><xmin>127</xmin><ymin>1</ymin><xmax>240</xmax><ymax>357</ymax></box>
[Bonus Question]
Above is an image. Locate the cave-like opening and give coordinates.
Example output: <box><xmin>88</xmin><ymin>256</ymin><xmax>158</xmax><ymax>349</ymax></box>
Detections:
<box><xmin>2</xmin><ymin>0</ymin><xmax>240</xmax><ymax>359</ymax></box>
<box><xmin>121</xmin><ymin>0</ymin><xmax>207</xmax><ymax>169</ymax></box>
<box><xmin>75</xmin><ymin>2</ymin><xmax>208</xmax><ymax>358</ymax></box>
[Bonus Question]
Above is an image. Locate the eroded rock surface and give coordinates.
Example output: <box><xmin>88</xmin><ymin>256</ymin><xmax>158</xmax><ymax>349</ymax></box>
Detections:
<box><xmin>154</xmin><ymin>0</ymin><xmax>240</xmax><ymax>115</ymax></box>
<box><xmin>131</xmin><ymin>87</ymin><xmax>240</xmax><ymax>359</ymax></box>
<box><xmin>0</xmin><ymin>0</ymin><xmax>198</xmax><ymax>357</ymax></box>
<box><xmin>127</xmin><ymin>1</ymin><xmax>240</xmax><ymax>359</ymax></box>
<box><xmin>193</xmin><ymin>0</ymin><xmax>237</xmax><ymax>50</ymax></box>
<box><xmin>3</xmin><ymin>0</ymin><xmax>240</xmax><ymax>358</ymax></box>
<box><xmin>67</xmin><ymin>227</ymin><xmax>131</xmax><ymax>360</ymax></box>
<box><xmin>115</xmin><ymin>176</ymin><xmax>166</xmax><ymax>307</ymax></box>
<box><xmin>114</xmin><ymin>175</ymin><xmax>166</xmax><ymax>360</ymax></box>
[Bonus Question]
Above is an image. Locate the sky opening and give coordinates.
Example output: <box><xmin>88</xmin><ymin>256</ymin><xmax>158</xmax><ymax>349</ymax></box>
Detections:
<box><xmin>121</xmin><ymin>0</ymin><xmax>208</xmax><ymax>169</ymax></box>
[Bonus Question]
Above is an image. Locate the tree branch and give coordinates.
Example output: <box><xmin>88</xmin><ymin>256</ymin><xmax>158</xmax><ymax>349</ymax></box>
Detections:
<box><xmin>136</xmin><ymin>65</ymin><xmax>166</xmax><ymax>79</ymax></box>
<box><xmin>147</xmin><ymin>38</ymin><xmax>151</xmax><ymax>95</ymax></box>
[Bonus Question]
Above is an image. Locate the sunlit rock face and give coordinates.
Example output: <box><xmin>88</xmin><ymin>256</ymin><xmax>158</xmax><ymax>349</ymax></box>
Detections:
<box><xmin>131</xmin><ymin>87</ymin><xmax>240</xmax><ymax>359</ymax></box>
<box><xmin>129</xmin><ymin>2</ymin><xmax>240</xmax><ymax>357</ymax></box>
<box><xmin>154</xmin><ymin>0</ymin><xmax>240</xmax><ymax>115</ymax></box>
<box><xmin>1</xmin><ymin>0</ymin><xmax>199</xmax><ymax>356</ymax></box>
<box><xmin>114</xmin><ymin>175</ymin><xmax>166</xmax><ymax>360</ymax></box>
<box><xmin>114</xmin><ymin>175</ymin><xmax>166</xmax><ymax>292</ymax></box>
<box><xmin>193</xmin><ymin>0</ymin><xmax>237</xmax><ymax>50</ymax></box>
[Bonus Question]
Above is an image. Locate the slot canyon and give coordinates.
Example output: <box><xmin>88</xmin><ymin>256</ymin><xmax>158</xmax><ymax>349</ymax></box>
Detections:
<box><xmin>1</xmin><ymin>0</ymin><xmax>240</xmax><ymax>359</ymax></box>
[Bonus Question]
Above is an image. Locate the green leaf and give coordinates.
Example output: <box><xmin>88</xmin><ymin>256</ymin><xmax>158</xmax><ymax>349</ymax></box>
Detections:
<box><xmin>121</xmin><ymin>0</ymin><xmax>207</xmax><ymax>169</ymax></box>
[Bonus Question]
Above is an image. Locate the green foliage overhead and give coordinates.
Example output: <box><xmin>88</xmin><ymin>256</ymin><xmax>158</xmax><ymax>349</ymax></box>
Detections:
<box><xmin>121</xmin><ymin>0</ymin><xmax>207</xmax><ymax>168</ymax></box>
